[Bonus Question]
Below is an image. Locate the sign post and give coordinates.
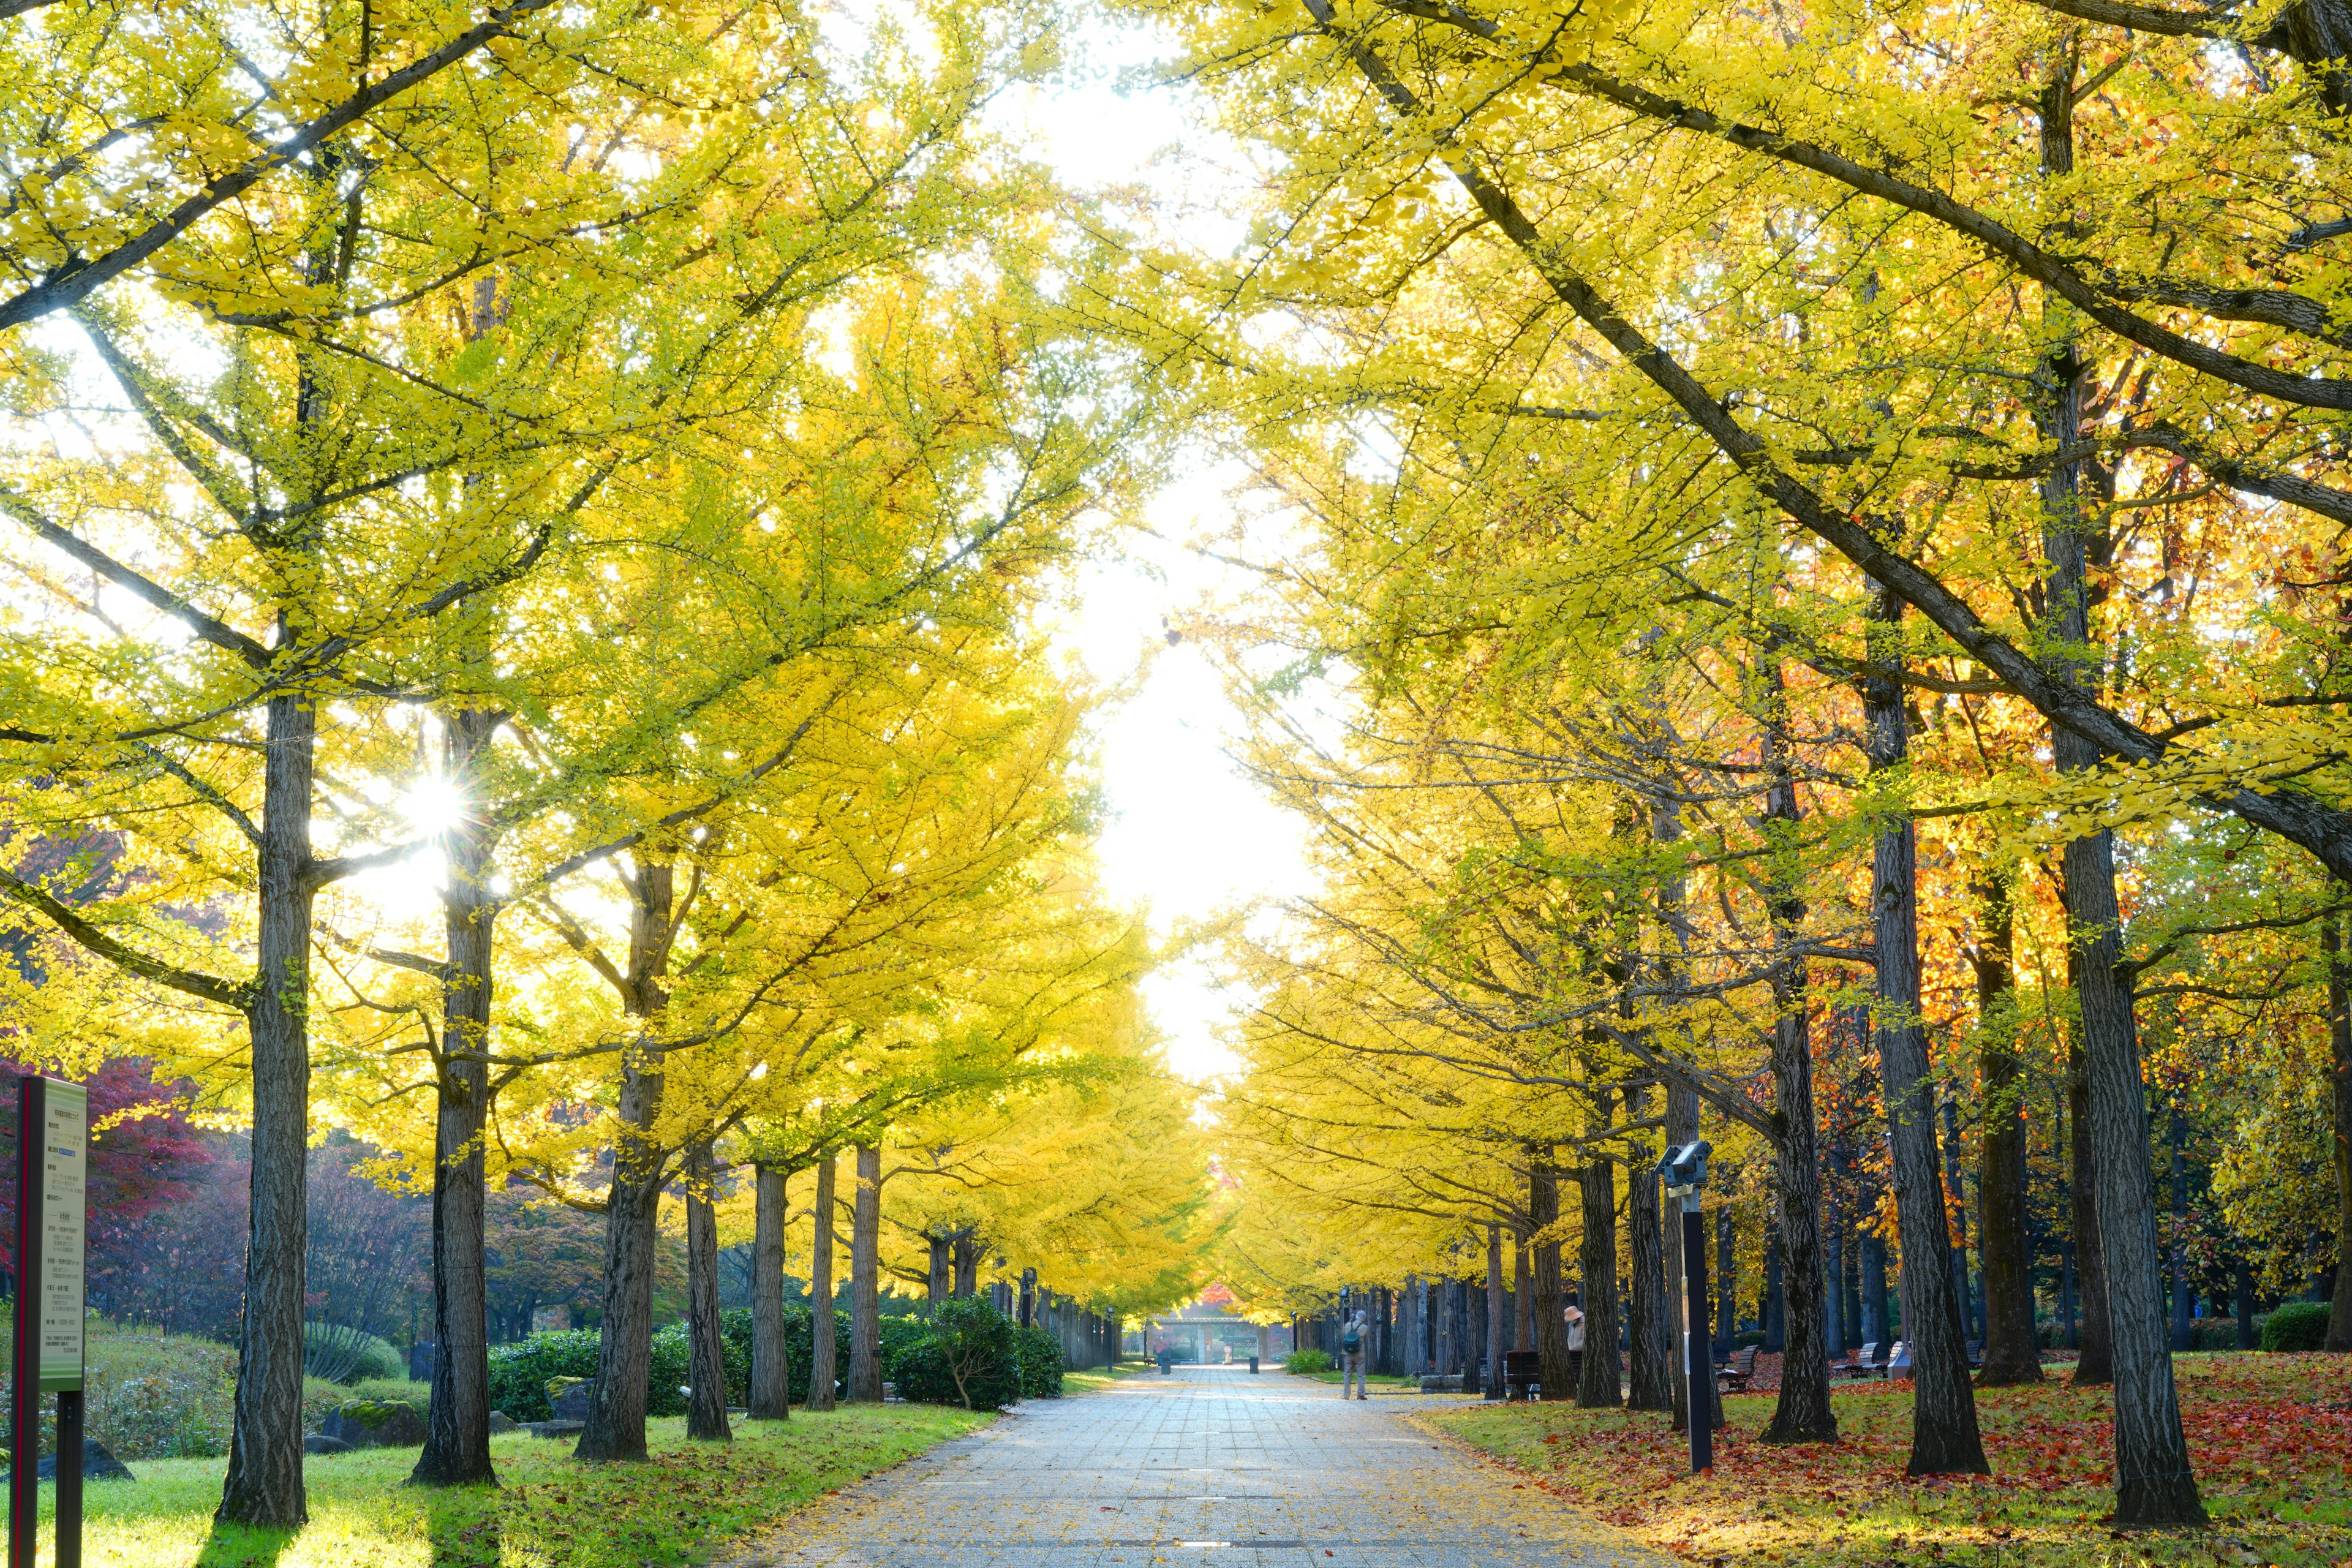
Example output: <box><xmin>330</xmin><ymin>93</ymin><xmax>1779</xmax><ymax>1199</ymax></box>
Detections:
<box><xmin>11</xmin><ymin>1076</ymin><xmax>86</xmax><ymax>1568</ymax></box>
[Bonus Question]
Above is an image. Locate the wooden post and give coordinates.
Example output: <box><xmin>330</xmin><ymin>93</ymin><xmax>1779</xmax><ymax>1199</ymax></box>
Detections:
<box><xmin>12</xmin><ymin>1075</ymin><xmax>86</xmax><ymax>1568</ymax></box>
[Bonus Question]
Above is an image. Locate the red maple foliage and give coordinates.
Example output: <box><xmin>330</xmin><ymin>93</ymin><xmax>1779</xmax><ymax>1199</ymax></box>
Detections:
<box><xmin>0</xmin><ymin>1054</ymin><xmax>214</xmax><ymax>1287</ymax></box>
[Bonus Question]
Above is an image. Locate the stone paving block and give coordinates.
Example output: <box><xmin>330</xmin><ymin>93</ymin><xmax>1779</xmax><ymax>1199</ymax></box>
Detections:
<box><xmin>722</xmin><ymin>1367</ymin><xmax>1668</xmax><ymax>1568</ymax></box>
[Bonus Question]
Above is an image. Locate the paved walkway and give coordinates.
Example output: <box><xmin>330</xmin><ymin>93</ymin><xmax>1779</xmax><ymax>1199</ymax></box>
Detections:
<box><xmin>730</xmin><ymin>1365</ymin><xmax>1668</xmax><ymax>1568</ymax></box>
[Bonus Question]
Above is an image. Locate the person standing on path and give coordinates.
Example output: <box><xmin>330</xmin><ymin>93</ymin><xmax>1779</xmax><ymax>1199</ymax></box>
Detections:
<box><xmin>1339</xmin><ymin>1310</ymin><xmax>1370</xmax><ymax>1400</ymax></box>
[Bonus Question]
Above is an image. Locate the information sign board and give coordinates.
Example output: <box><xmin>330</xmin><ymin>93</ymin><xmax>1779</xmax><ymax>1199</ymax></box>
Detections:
<box><xmin>37</xmin><ymin>1080</ymin><xmax>85</xmax><ymax>1390</ymax></box>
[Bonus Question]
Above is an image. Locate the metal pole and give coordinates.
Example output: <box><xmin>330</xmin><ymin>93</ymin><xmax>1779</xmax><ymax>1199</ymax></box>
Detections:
<box><xmin>12</xmin><ymin>1074</ymin><xmax>45</xmax><ymax>1568</ymax></box>
<box><xmin>1681</xmin><ymin>1200</ymin><xmax>1713</xmax><ymax>1474</ymax></box>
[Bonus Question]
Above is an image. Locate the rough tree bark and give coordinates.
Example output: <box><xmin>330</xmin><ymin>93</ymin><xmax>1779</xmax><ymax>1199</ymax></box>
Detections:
<box><xmin>2326</xmin><ymin>912</ymin><xmax>2352</xmax><ymax>1351</ymax></box>
<box><xmin>1577</xmin><ymin>1091</ymin><xmax>1622</xmax><ymax>1408</ymax></box>
<box><xmin>576</xmin><ymin>860</ymin><xmax>677</xmax><ymax>1463</ymax></box>
<box><xmin>1514</xmin><ymin>1234</ymin><xmax>1532</xmax><ymax>1351</ymax></box>
<box><xmin>685</xmin><ymin>1135</ymin><xmax>733</xmax><ymax>1442</ymax></box>
<box><xmin>952</xmin><ymin>1229</ymin><xmax>982</xmax><ymax>1298</ymax></box>
<box><xmin>1758</xmin><ymin>659</ymin><xmax>1836</xmax><ymax>1445</ymax></box>
<box><xmin>217</xmin><ymin>692</ymin><xmax>317</xmax><ymax>1526</ymax></box>
<box><xmin>847</xmin><ymin>1143</ymin><xmax>883</xmax><ymax>1401</ymax></box>
<box><xmin>1625</xmin><ymin>1082</ymin><xmax>1674</xmax><ymax>1411</ymax></box>
<box><xmin>1486</xmin><ymin>1224</ymin><xmax>1507</xmax><ymax>1399</ymax></box>
<box><xmin>2065</xmin><ymin>1019</ymin><xmax>2113</xmax><ymax>1382</ymax></box>
<box><xmin>1860</xmin><ymin>587</ymin><xmax>1986</xmax><ymax>1475</ymax></box>
<box><xmin>927</xmin><ymin>1231</ymin><xmax>951</xmax><ymax>1310</ymax></box>
<box><xmin>1530</xmin><ymin>1155</ymin><xmax>1574</xmax><ymax>1400</ymax></box>
<box><xmin>412</xmin><ymin>706</ymin><xmax>500</xmax><ymax>1487</ymax></box>
<box><xmin>805</xmin><ymin>1153</ymin><xmax>837</xmax><ymax>1411</ymax></box>
<box><xmin>2040</xmin><ymin>61</ymin><xmax>2204</xmax><ymax>1526</ymax></box>
<box><xmin>1971</xmin><ymin>869</ymin><xmax>2043</xmax><ymax>1386</ymax></box>
<box><xmin>748</xmin><ymin>1162</ymin><xmax>791</xmax><ymax>1419</ymax></box>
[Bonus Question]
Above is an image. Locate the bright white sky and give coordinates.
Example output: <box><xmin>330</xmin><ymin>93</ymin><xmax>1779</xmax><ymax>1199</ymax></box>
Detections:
<box><xmin>1002</xmin><ymin>31</ymin><xmax>1317</xmax><ymax>1083</ymax></box>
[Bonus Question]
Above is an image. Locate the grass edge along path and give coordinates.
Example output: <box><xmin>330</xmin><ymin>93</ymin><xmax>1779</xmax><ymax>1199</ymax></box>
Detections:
<box><xmin>1415</xmin><ymin>1352</ymin><xmax>2352</xmax><ymax>1568</ymax></box>
<box><xmin>50</xmin><ymin>1405</ymin><xmax>989</xmax><ymax>1568</ymax></box>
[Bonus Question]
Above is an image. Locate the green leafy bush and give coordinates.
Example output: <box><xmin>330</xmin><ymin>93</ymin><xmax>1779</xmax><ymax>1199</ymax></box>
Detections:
<box><xmin>2259</xmin><ymin>1300</ymin><xmax>2332</xmax><ymax>1352</ymax></box>
<box><xmin>886</xmin><ymin>1298</ymin><xmax>1023</xmax><ymax>1411</ymax></box>
<box><xmin>72</xmin><ymin>1321</ymin><xmax>348</xmax><ymax>1459</ymax></box>
<box><xmin>303</xmin><ymin>1322</ymin><xmax>405</xmax><ymax>1384</ymax></box>
<box><xmin>1012</xmin><ymin>1326</ymin><xmax>1063</xmax><ymax>1399</ymax></box>
<box><xmin>1284</xmin><ymin>1349</ymin><xmax>1332</xmax><ymax>1374</ymax></box>
<box><xmin>488</xmin><ymin>1330</ymin><xmax>687</xmax><ymax>1420</ymax></box>
<box><xmin>487</xmin><ymin>1306</ymin><xmax>888</xmax><ymax>1418</ymax></box>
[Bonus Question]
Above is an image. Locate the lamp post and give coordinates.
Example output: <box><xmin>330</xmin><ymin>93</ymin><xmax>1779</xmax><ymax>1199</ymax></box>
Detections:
<box><xmin>1656</xmin><ymin>1139</ymin><xmax>1714</xmax><ymax>1474</ymax></box>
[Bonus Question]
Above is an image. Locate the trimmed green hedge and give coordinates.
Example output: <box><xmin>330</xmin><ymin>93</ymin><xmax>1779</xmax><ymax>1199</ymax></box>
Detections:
<box><xmin>1012</xmin><ymin>1326</ymin><xmax>1063</xmax><ymax>1398</ymax></box>
<box><xmin>1284</xmin><ymin>1349</ymin><xmax>1332</xmax><ymax>1374</ymax></box>
<box><xmin>2260</xmin><ymin>1300</ymin><xmax>2332</xmax><ymax>1352</ymax></box>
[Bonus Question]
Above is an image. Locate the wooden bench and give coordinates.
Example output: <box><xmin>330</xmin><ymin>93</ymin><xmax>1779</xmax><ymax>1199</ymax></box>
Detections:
<box><xmin>1502</xmin><ymin>1350</ymin><xmax>1542</xmax><ymax>1402</ymax></box>
<box><xmin>1834</xmin><ymin>1341</ymin><xmax>1888</xmax><ymax>1379</ymax></box>
<box><xmin>1715</xmin><ymin>1345</ymin><xmax>1759</xmax><ymax>1392</ymax></box>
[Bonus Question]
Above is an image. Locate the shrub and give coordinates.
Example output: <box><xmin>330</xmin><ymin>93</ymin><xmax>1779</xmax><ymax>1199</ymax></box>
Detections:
<box><xmin>485</xmin><ymin>1306</ymin><xmax>884</xmax><ymax>1419</ymax></box>
<box><xmin>1012</xmin><ymin>1326</ymin><xmax>1063</xmax><ymax>1399</ymax></box>
<box><xmin>2260</xmin><ymin>1300</ymin><xmax>2332</xmax><ymax>1352</ymax></box>
<box><xmin>2190</xmin><ymin>1319</ymin><xmax>2242</xmax><ymax>1352</ymax></box>
<box><xmin>1284</xmin><ymin>1349</ymin><xmax>1332</xmax><ymax>1374</ymax></box>
<box><xmin>886</xmin><ymin>1298</ymin><xmax>1023</xmax><ymax>1411</ymax></box>
<box><xmin>1733</xmin><ymin>1330</ymin><xmax>1768</xmax><ymax>1350</ymax></box>
<box><xmin>348</xmin><ymin>1376</ymin><xmax>434</xmax><ymax>1414</ymax></box>
<box><xmin>303</xmin><ymin>1321</ymin><xmax>404</xmax><ymax>1384</ymax></box>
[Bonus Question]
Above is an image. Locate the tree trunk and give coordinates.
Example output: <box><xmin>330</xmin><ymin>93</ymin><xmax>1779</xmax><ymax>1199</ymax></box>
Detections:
<box><xmin>685</xmin><ymin>1136</ymin><xmax>732</xmax><ymax>1442</ymax></box>
<box><xmin>413</xmin><ymin>709</ymin><xmax>500</xmax><ymax>1484</ymax></box>
<box><xmin>2067</xmin><ymin>824</ymin><xmax>2203</xmax><ymax>1521</ymax></box>
<box><xmin>806</xmin><ymin>1153</ymin><xmax>837</xmax><ymax>1411</ymax></box>
<box><xmin>2169</xmin><ymin>1114</ymin><xmax>2193</xmax><ymax>1353</ymax></box>
<box><xmin>1973</xmin><ymin>869</ymin><xmax>2042</xmax><ymax>1385</ymax></box>
<box><xmin>217</xmin><ymin>692</ymin><xmax>316</xmax><ymax>1527</ymax></box>
<box><xmin>1577</xmin><ymin>1104</ymin><xmax>1621</xmax><ymax>1408</ymax></box>
<box><xmin>1530</xmin><ymin>1156</ymin><xmax>1573</xmax><ymax>1400</ymax></box>
<box><xmin>2326</xmin><ymin>911</ymin><xmax>2352</xmax><ymax>1351</ymax></box>
<box><xmin>1513</xmin><ymin>1234</ymin><xmax>1532</xmax><ymax>1352</ymax></box>
<box><xmin>1763</xmin><ymin>1219</ymin><xmax>1785</xmax><ymax>1352</ymax></box>
<box><xmin>749</xmin><ymin>1163</ymin><xmax>790</xmax><ymax>1419</ymax></box>
<box><xmin>1823</xmin><ymin>1172</ymin><xmax>1846</xmax><ymax>1357</ymax></box>
<box><xmin>1626</xmin><ymin>1084</ymin><xmax>1673</xmax><ymax>1411</ymax></box>
<box><xmin>1758</xmin><ymin>658</ymin><xmax>1836</xmax><ymax>1445</ymax></box>
<box><xmin>578</xmin><ymin>859</ymin><xmax>682</xmax><ymax>1462</ymax></box>
<box><xmin>1716</xmin><ymin>1209</ymin><xmax>1736</xmax><ymax>1352</ymax></box>
<box><xmin>1860</xmin><ymin>588</ymin><xmax>1985</xmax><ymax>1474</ymax></box>
<box><xmin>847</xmin><ymin>1144</ymin><xmax>883</xmax><ymax>1401</ymax></box>
<box><xmin>952</xmin><ymin>1230</ymin><xmax>982</xmax><ymax>1298</ymax></box>
<box><xmin>576</xmin><ymin>1052</ymin><xmax>663</xmax><ymax>1460</ymax></box>
<box><xmin>2067</xmin><ymin>1027</ymin><xmax>2112</xmax><ymax>1381</ymax></box>
<box><xmin>2038</xmin><ymin>69</ymin><xmax>2203</xmax><ymax>1526</ymax></box>
<box><xmin>1485</xmin><ymin>1224</ymin><xmax>1506</xmax><ymax>1398</ymax></box>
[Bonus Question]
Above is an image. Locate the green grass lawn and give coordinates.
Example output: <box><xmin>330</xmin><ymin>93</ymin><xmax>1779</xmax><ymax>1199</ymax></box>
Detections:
<box><xmin>1421</xmin><ymin>1351</ymin><xmax>2352</xmax><ymax>1567</ymax></box>
<box><xmin>1061</xmin><ymin>1361</ymin><xmax>1152</xmax><ymax>1393</ymax></box>
<box><xmin>46</xmin><ymin>1406</ymin><xmax>986</xmax><ymax>1568</ymax></box>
